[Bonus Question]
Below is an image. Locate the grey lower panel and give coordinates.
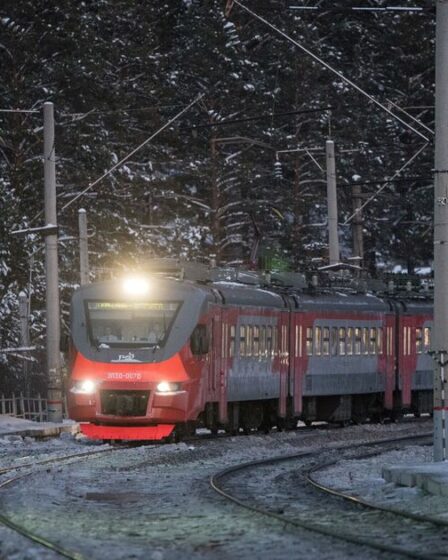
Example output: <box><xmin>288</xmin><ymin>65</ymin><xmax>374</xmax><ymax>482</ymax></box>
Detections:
<box><xmin>227</xmin><ymin>375</ymin><xmax>279</xmax><ymax>401</ymax></box>
<box><xmin>412</xmin><ymin>369</ymin><xmax>433</xmax><ymax>390</ymax></box>
<box><xmin>303</xmin><ymin>372</ymin><xmax>385</xmax><ymax>396</ymax></box>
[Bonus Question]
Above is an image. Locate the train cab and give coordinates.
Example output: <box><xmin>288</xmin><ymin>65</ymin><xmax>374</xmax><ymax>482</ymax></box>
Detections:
<box><xmin>67</xmin><ymin>275</ymin><xmax>212</xmax><ymax>440</ymax></box>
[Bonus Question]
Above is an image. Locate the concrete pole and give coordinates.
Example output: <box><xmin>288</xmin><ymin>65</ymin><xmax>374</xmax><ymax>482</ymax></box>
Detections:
<box><xmin>43</xmin><ymin>102</ymin><xmax>63</xmax><ymax>423</ymax></box>
<box><xmin>19</xmin><ymin>291</ymin><xmax>30</xmax><ymax>394</ymax></box>
<box><xmin>78</xmin><ymin>208</ymin><xmax>90</xmax><ymax>285</ymax></box>
<box><xmin>433</xmin><ymin>0</ymin><xmax>448</xmax><ymax>462</ymax></box>
<box><xmin>352</xmin><ymin>184</ymin><xmax>364</xmax><ymax>263</ymax></box>
<box><xmin>326</xmin><ymin>140</ymin><xmax>340</xmax><ymax>265</ymax></box>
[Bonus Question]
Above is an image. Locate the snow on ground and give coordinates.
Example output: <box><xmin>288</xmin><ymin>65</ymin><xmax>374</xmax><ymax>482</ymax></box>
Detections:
<box><xmin>0</xmin><ymin>419</ymin><xmax>435</xmax><ymax>560</ymax></box>
<box><xmin>312</xmin><ymin>443</ymin><xmax>448</xmax><ymax>522</ymax></box>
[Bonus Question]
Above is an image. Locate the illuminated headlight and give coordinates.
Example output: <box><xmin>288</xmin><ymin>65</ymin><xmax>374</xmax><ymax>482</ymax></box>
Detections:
<box><xmin>156</xmin><ymin>381</ymin><xmax>182</xmax><ymax>394</ymax></box>
<box><xmin>122</xmin><ymin>276</ymin><xmax>150</xmax><ymax>296</ymax></box>
<box><xmin>70</xmin><ymin>379</ymin><xmax>98</xmax><ymax>394</ymax></box>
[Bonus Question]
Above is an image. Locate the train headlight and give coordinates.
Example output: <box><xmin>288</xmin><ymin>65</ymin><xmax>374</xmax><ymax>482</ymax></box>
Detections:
<box><xmin>156</xmin><ymin>381</ymin><xmax>182</xmax><ymax>394</ymax></box>
<box><xmin>70</xmin><ymin>379</ymin><xmax>98</xmax><ymax>394</ymax></box>
<box><xmin>122</xmin><ymin>276</ymin><xmax>150</xmax><ymax>296</ymax></box>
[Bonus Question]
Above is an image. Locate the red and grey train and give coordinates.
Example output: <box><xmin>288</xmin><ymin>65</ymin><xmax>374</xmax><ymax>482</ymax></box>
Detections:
<box><xmin>67</xmin><ymin>264</ymin><xmax>433</xmax><ymax>440</ymax></box>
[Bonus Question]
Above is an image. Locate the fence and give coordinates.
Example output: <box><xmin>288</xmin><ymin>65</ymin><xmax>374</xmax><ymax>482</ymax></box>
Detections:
<box><xmin>0</xmin><ymin>393</ymin><xmax>47</xmax><ymax>422</ymax></box>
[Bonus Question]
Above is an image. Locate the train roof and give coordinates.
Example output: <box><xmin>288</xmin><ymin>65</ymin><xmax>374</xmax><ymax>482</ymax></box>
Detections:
<box><xmin>292</xmin><ymin>292</ymin><xmax>390</xmax><ymax>313</ymax></box>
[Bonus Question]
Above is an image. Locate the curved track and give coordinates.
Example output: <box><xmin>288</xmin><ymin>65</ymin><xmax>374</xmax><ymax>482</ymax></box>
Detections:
<box><xmin>210</xmin><ymin>432</ymin><xmax>447</xmax><ymax>560</ymax></box>
<box><xmin>0</xmin><ymin>445</ymin><xmax>132</xmax><ymax>560</ymax></box>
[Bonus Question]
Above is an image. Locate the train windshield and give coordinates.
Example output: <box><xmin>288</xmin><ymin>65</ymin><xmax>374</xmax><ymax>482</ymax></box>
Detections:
<box><xmin>86</xmin><ymin>301</ymin><xmax>180</xmax><ymax>347</ymax></box>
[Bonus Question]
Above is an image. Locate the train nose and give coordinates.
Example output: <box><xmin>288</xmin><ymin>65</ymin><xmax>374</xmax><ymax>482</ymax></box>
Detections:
<box><xmin>115</xmin><ymin>394</ymin><xmax>135</xmax><ymax>416</ymax></box>
<box><xmin>100</xmin><ymin>390</ymin><xmax>150</xmax><ymax>417</ymax></box>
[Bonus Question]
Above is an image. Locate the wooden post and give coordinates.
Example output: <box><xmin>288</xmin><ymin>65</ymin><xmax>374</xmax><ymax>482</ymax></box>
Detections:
<box><xmin>12</xmin><ymin>393</ymin><xmax>17</xmax><ymax>416</ymax></box>
<box><xmin>20</xmin><ymin>392</ymin><xmax>25</xmax><ymax>418</ymax></box>
<box><xmin>1</xmin><ymin>394</ymin><xmax>5</xmax><ymax>415</ymax></box>
<box><xmin>37</xmin><ymin>393</ymin><xmax>43</xmax><ymax>422</ymax></box>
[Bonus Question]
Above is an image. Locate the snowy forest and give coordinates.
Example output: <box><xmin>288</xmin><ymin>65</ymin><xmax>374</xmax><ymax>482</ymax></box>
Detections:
<box><xmin>0</xmin><ymin>0</ymin><xmax>435</xmax><ymax>392</ymax></box>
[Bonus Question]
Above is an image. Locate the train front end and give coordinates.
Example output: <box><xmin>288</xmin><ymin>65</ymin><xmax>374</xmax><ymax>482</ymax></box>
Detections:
<box><xmin>67</xmin><ymin>276</ymin><xmax>208</xmax><ymax>441</ymax></box>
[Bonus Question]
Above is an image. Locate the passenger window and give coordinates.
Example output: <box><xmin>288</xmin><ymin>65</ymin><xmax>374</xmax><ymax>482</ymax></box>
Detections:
<box><xmin>190</xmin><ymin>324</ymin><xmax>209</xmax><ymax>356</ymax></box>
<box><xmin>346</xmin><ymin>327</ymin><xmax>353</xmax><ymax>356</ymax></box>
<box><xmin>247</xmin><ymin>326</ymin><xmax>253</xmax><ymax>357</ymax></box>
<box><xmin>416</xmin><ymin>328</ymin><xmax>423</xmax><ymax>354</ymax></box>
<box><xmin>322</xmin><ymin>327</ymin><xmax>330</xmax><ymax>356</ymax></box>
<box><xmin>424</xmin><ymin>327</ymin><xmax>431</xmax><ymax>352</ymax></box>
<box><xmin>282</xmin><ymin>325</ymin><xmax>288</xmax><ymax>358</ymax></box>
<box><xmin>260</xmin><ymin>326</ymin><xmax>266</xmax><ymax>358</ymax></box>
<box><xmin>314</xmin><ymin>327</ymin><xmax>322</xmax><ymax>356</ymax></box>
<box><xmin>377</xmin><ymin>327</ymin><xmax>383</xmax><ymax>355</ymax></box>
<box><xmin>221</xmin><ymin>324</ymin><xmax>227</xmax><ymax>358</ymax></box>
<box><xmin>331</xmin><ymin>327</ymin><xmax>338</xmax><ymax>356</ymax></box>
<box><xmin>306</xmin><ymin>327</ymin><xmax>313</xmax><ymax>356</ymax></box>
<box><xmin>272</xmin><ymin>327</ymin><xmax>278</xmax><ymax>358</ymax></box>
<box><xmin>266</xmin><ymin>326</ymin><xmax>273</xmax><ymax>357</ymax></box>
<box><xmin>239</xmin><ymin>325</ymin><xmax>246</xmax><ymax>357</ymax></box>
<box><xmin>369</xmin><ymin>328</ymin><xmax>377</xmax><ymax>354</ymax></box>
<box><xmin>253</xmin><ymin>326</ymin><xmax>260</xmax><ymax>357</ymax></box>
<box><xmin>230</xmin><ymin>325</ymin><xmax>236</xmax><ymax>358</ymax></box>
<box><xmin>362</xmin><ymin>328</ymin><xmax>369</xmax><ymax>355</ymax></box>
<box><xmin>354</xmin><ymin>327</ymin><xmax>362</xmax><ymax>355</ymax></box>
<box><xmin>339</xmin><ymin>327</ymin><xmax>346</xmax><ymax>356</ymax></box>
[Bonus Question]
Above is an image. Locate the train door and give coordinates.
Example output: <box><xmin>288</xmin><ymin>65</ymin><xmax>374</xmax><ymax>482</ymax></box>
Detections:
<box><xmin>290</xmin><ymin>309</ymin><xmax>304</xmax><ymax>416</ymax></box>
<box><xmin>278</xmin><ymin>310</ymin><xmax>289</xmax><ymax>418</ymax></box>
<box><xmin>218</xmin><ymin>309</ymin><xmax>231</xmax><ymax>424</ymax></box>
<box><xmin>397</xmin><ymin>304</ymin><xmax>414</xmax><ymax>409</ymax></box>
<box><xmin>383</xmin><ymin>312</ymin><xmax>395</xmax><ymax>411</ymax></box>
<box><xmin>209</xmin><ymin>306</ymin><xmax>228</xmax><ymax>424</ymax></box>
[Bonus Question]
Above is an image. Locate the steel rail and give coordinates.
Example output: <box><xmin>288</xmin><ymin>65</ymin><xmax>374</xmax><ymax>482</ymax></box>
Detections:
<box><xmin>306</xmin><ymin>451</ymin><xmax>448</xmax><ymax>529</ymax></box>
<box><xmin>0</xmin><ymin>445</ymin><xmax>134</xmax><ymax>560</ymax></box>
<box><xmin>210</xmin><ymin>432</ymin><xmax>440</xmax><ymax>560</ymax></box>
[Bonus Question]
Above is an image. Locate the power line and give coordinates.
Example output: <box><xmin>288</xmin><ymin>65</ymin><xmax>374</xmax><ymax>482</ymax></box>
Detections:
<box><xmin>230</xmin><ymin>0</ymin><xmax>431</xmax><ymax>142</ymax></box>
<box><xmin>60</xmin><ymin>94</ymin><xmax>204</xmax><ymax>213</ymax></box>
<box><xmin>339</xmin><ymin>175</ymin><xmax>432</xmax><ymax>188</ymax></box>
<box><xmin>0</xmin><ymin>109</ymin><xmax>39</xmax><ymax>113</ymax></box>
<box><xmin>59</xmin><ymin>103</ymin><xmax>191</xmax><ymax>119</ymax></box>
<box><xmin>288</xmin><ymin>6</ymin><xmax>432</xmax><ymax>13</ymax></box>
<box><xmin>181</xmin><ymin>106</ymin><xmax>333</xmax><ymax>130</ymax></box>
<box><xmin>343</xmin><ymin>142</ymin><xmax>429</xmax><ymax>224</ymax></box>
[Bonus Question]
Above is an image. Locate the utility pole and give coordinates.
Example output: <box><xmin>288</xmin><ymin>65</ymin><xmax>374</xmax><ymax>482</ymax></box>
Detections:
<box><xmin>352</xmin><ymin>183</ymin><xmax>364</xmax><ymax>264</ymax></box>
<box><xmin>326</xmin><ymin>139</ymin><xmax>340</xmax><ymax>265</ymax></box>
<box><xmin>433</xmin><ymin>0</ymin><xmax>448</xmax><ymax>462</ymax></box>
<box><xmin>19</xmin><ymin>291</ymin><xmax>30</xmax><ymax>394</ymax></box>
<box><xmin>78</xmin><ymin>208</ymin><xmax>90</xmax><ymax>285</ymax></box>
<box><xmin>43</xmin><ymin>102</ymin><xmax>63</xmax><ymax>423</ymax></box>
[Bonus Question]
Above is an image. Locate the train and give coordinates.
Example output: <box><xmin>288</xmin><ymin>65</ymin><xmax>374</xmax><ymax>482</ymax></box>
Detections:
<box><xmin>67</xmin><ymin>260</ymin><xmax>433</xmax><ymax>441</ymax></box>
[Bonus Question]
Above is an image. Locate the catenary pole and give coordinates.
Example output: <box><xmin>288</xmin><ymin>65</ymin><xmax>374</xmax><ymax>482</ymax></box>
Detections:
<box><xmin>433</xmin><ymin>0</ymin><xmax>448</xmax><ymax>462</ymax></box>
<box><xmin>326</xmin><ymin>140</ymin><xmax>340</xmax><ymax>265</ymax></box>
<box><xmin>78</xmin><ymin>209</ymin><xmax>90</xmax><ymax>285</ymax></box>
<box><xmin>43</xmin><ymin>102</ymin><xmax>63</xmax><ymax>423</ymax></box>
<box><xmin>19</xmin><ymin>291</ymin><xmax>30</xmax><ymax>394</ymax></box>
<box><xmin>352</xmin><ymin>184</ymin><xmax>364</xmax><ymax>265</ymax></box>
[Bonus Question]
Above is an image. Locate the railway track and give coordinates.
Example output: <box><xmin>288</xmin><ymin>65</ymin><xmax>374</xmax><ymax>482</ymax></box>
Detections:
<box><xmin>0</xmin><ymin>444</ymin><xmax>134</xmax><ymax>560</ymax></box>
<box><xmin>0</xmin><ymin>420</ymin><xmax>434</xmax><ymax>560</ymax></box>
<box><xmin>210</xmin><ymin>432</ymin><xmax>446</xmax><ymax>560</ymax></box>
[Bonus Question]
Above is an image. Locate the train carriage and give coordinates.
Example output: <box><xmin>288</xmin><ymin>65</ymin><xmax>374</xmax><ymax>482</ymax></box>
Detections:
<box><xmin>394</xmin><ymin>299</ymin><xmax>433</xmax><ymax>415</ymax></box>
<box><xmin>67</xmin><ymin>262</ymin><xmax>434</xmax><ymax>440</ymax></box>
<box><xmin>291</xmin><ymin>293</ymin><xmax>395</xmax><ymax>425</ymax></box>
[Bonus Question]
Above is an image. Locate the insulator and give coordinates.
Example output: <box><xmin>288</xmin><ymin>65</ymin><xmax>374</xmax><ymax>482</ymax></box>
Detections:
<box><xmin>274</xmin><ymin>160</ymin><xmax>283</xmax><ymax>179</ymax></box>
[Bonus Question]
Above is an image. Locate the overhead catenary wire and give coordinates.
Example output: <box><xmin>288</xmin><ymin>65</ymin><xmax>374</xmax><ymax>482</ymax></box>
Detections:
<box><xmin>229</xmin><ymin>0</ymin><xmax>431</xmax><ymax>143</ymax></box>
<box><xmin>56</xmin><ymin>94</ymin><xmax>204</xmax><ymax>214</ymax></box>
<box><xmin>343</xmin><ymin>142</ymin><xmax>429</xmax><ymax>225</ymax></box>
<box><xmin>288</xmin><ymin>6</ymin><xmax>431</xmax><ymax>13</ymax></box>
<box><xmin>0</xmin><ymin>109</ymin><xmax>39</xmax><ymax>113</ymax></box>
<box><xmin>181</xmin><ymin>106</ymin><xmax>333</xmax><ymax>130</ymax></box>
